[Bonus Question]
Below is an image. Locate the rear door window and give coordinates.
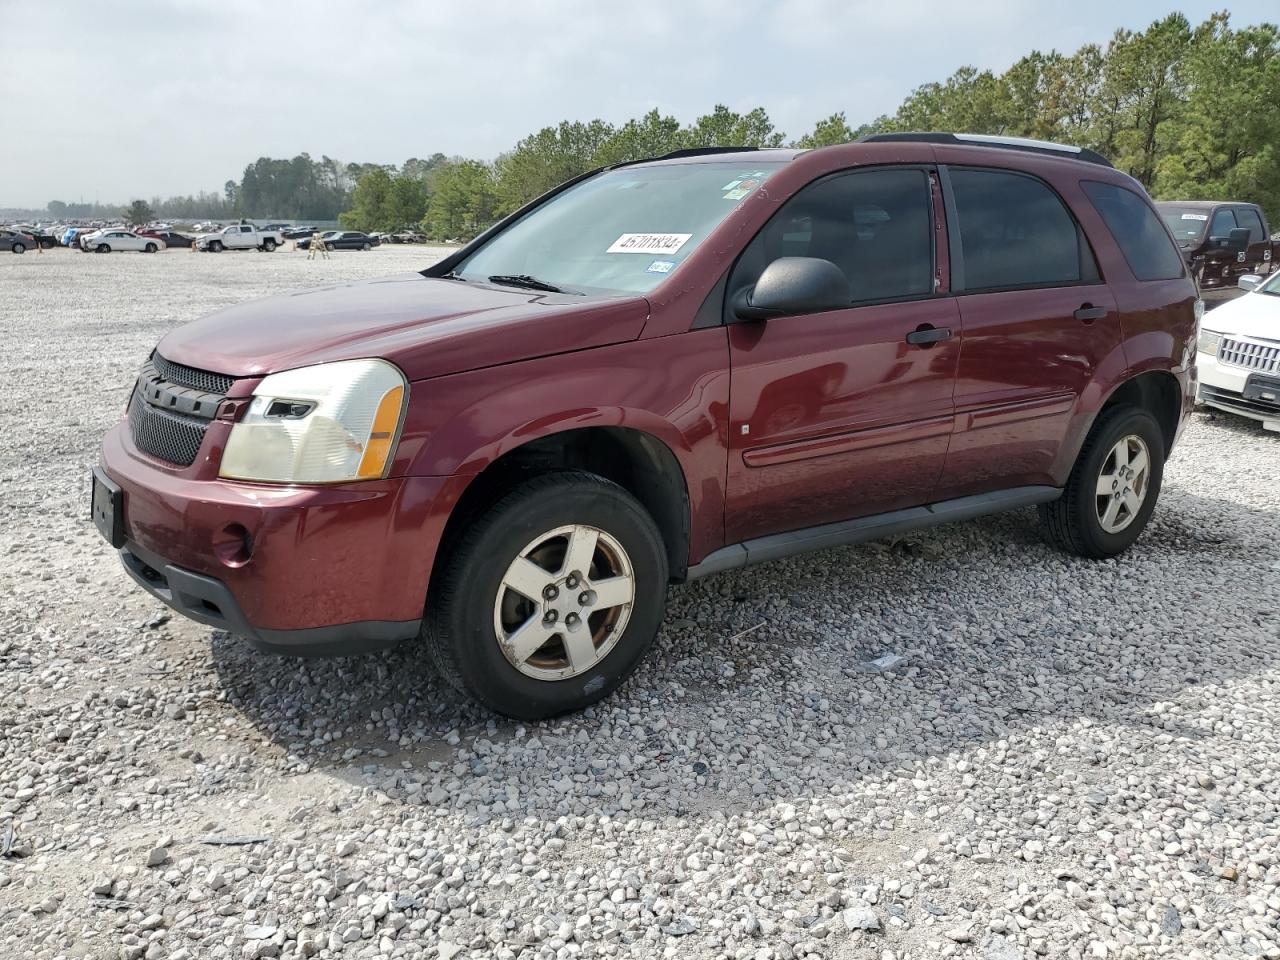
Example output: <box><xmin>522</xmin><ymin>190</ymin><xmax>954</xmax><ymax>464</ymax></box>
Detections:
<box><xmin>729</xmin><ymin>167</ymin><xmax>935</xmax><ymax>308</ymax></box>
<box><xmin>1081</xmin><ymin>181</ymin><xmax>1186</xmax><ymax>281</ymax></box>
<box><xmin>946</xmin><ymin>168</ymin><xmax>1093</xmax><ymax>291</ymax></box>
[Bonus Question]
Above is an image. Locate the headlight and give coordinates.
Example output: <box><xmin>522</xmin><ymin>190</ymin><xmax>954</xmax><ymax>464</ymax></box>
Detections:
<box><xmin>1197</xmin><ymin>328</ymin><xmax>1222</xmax><ymax>356</ymax></box>
<box><xmin>219</xmin><ymin>359</ymin><xmax>407</xmax><ymax>483</ymax></box>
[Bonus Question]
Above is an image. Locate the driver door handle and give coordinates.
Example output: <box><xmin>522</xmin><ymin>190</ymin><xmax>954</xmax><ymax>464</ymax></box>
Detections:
<box><xmin>905</xmin><ymin>324</ymin><xmax>953</xmax><ymax>346</ymax></box>
<box><xmin>1074</xmin><ymin>304</ymin><xmax>1108</xmax><ymax>322</ymax></box>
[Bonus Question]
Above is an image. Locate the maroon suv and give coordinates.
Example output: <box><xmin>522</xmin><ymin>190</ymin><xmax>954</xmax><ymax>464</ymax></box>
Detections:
<box><xmin>93</xmin><ymin>133</ymin><xmax>1199</xmax><ymax>719</ymax></box>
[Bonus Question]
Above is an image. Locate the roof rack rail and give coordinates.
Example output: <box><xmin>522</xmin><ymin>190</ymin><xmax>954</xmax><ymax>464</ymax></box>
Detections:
<box><xmin>651</xmin><ymin>146</ymin><xmax>759</xmax><ymax>161</ymax></box>
<box><xmin>858</xmin><ymin>132</ymin><xmax>1113</xmax><ymax>168</ymax></box>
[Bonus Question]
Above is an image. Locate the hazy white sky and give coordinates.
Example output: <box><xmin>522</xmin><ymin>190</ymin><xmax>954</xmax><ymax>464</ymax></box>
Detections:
<box><xmin>1</xmin><ymin>0</ymin><xmax>1273</xmax><ymax>207</ymax></box>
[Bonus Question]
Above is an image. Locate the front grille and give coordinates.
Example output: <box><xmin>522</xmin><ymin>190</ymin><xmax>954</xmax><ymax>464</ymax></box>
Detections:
<box><xmin>152</xmin><ymin>352</ymin><xmax>235</xmax><ymax>394</ymax></box>
<box><xmin>1218</xmin><ymin>337</ymin><xmax>1280</xmax><ymax>374</ymax></box>
<box><xmin>128</xmin><ymin>390</ymin><xmax>208</xmax><ymax>466</ymax></box>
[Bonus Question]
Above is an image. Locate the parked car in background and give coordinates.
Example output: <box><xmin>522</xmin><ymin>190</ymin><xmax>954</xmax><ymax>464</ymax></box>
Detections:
<box><xmin>1157</xmin><ymin>200</ymin><xmax>1277</xmax><ymax>296</ymax></box>
<box><xmin>283</xmin><ymin>226</ymin><xmax>319</xmax><ymax>240</ymax></box>
<box><xmin>297</xmin><ymin>230</ymin><xmax>378</xmax><ymax>251</ymax></box>
<box><xmin>138</xmin><ymin>229</ymin><xmax>194</xmax><ymax>248</ymax></box>
<box><xmin>1196</xmin><ymin>270</ymin><xmax>1280</xmax><ymax>431</ymax></box>
<box><xmin>390</xmin><ymin>231</ymin><xmax>427</xmax><ymax>244</ymax></box>
<box><xmin>79</xmin><ymin>229</ymin><xmax>166</xmax><ymax>253</ymax></box>
<box><xmin>95</xmin><ymin>135</ymin><xmax>1197</xmax><ymax>719</ymax></box>
<box><xmin>194</xmin><ymin>223</ymin><xmax>284</xmax><ymax>252</ymax></box>
<box><xmin>13</xmin><ymin>226</ymin><xmax>58</xmax><ymax>249</ymax></box>
<box><xmin>1</xmin><ymin>228</ymin><xmax>36</xmax><ymax>253</ymax></box>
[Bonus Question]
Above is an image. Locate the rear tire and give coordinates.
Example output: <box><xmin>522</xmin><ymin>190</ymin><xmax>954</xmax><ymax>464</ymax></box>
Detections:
<box><xmin>1038</xmin><ymin>405</ymin><xmax>1165</xmax><ymax>558</ymax></box>
<box><xmin>144</xmin><ymin>242</ymin><xmax>157</xmax><ymax>253</ymax></box>
<box><xmin>425</xmin><ymin>471</ymin><xmax>668</xmax><ymax>720</ymax></box>
<box><xmin>262</xmin><ymin>239</ymin><xmax>276</xmax><ymax>252</ymax></box>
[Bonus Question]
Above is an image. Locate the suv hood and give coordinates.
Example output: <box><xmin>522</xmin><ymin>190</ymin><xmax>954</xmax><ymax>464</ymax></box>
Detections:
<box><xmin>1207</xmin><ymin>290</ymin><xmax>1280</xmax><ymax>341</ymax></box>
<box><xmin>157</xmin><ymin>273</ymin><xmax>651</xmax><ymax>383</ymax></box>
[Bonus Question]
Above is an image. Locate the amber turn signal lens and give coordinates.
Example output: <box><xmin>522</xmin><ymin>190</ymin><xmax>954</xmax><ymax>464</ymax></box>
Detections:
<box><xmin>357</xmin><ymin>385</ymin><xmax>405</xmax><ymax>479</ymax></box>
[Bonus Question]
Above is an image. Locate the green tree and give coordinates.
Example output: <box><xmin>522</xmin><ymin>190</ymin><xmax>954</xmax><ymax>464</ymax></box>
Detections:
<box><xmin>1155</xmin><ymin>14</ymin><xmax>1280</xmax><ymax>223</ymax></box>
<box><xmin>683</xmin><ymin>105</ymin><xmax>785</xmax><ymax>148</ymax></box>
<box><xmin>593</xmin><ymin>110</ymin><xmax>686</xmax><ymax>165</ymax></box>
<box><xmin>795</xmin><ymin>112</ymin><xmax>857</xmax><ymax>148</ymax></box>
<box><xmin>124</xmin><ymin>199</ymin><xmax>155</xmax><ymax>227</ymax></box>
<box><xmin>422</xmin><ymin>160</ymin><xmax>499</xmax><ymax>240</ymax></box>
<box><xmin>495</xmin><ymin>119</ymin><xmax>617</xmax><ymax>213</ymax></box>
<box><xmin>339</xmin><ymin>168</ymin><xmax>393</xmax><ymax>230</ymax></box>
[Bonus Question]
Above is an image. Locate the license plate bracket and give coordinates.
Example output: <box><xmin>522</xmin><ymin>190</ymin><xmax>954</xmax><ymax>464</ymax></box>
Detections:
<box><xmin>91</xmin><ymin>467</ymin><xmax>125</xmax><ymax>548</ymax></box>
<box><xmin>1243</xmin><ymin>374</ymin><xmax>1280</xmax><ymax>407</ymax></box>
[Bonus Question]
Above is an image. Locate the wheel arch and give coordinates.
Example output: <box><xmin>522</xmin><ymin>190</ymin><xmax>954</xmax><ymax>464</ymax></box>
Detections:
<box><xmin>433</xmin><ymin>426</ymin><xmax>693</xmax><ymax>584</ymax></box>
<box><xmin>1097</xmin><ymin>368</ymin><xmax>1182</xmax><ymax>454</ymax></box>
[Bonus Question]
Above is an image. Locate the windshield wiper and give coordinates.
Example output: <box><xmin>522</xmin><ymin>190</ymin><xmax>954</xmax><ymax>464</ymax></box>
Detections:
<box><xmin>487</xmin><ymin>274</ymin><xmax>565</xmax><ymax>294</ymax></box>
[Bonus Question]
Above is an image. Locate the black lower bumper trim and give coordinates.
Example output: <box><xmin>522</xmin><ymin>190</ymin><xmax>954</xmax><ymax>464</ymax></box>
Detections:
<box><xmin>119</xmin><ymin>541</ymin><xmax>420</xmax><ymax>657</ymax></box>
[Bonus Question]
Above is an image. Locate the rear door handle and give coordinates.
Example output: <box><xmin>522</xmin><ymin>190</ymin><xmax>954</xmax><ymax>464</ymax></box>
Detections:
<box><xmin>905</xmin><ymin>325</ymin><xmax>953</xmax><ymax>346</ymax></box>
<box><xmin>1074</xmin><ymin>305</ymin><xmax>1108</xmax><ymax>322</ymax></box>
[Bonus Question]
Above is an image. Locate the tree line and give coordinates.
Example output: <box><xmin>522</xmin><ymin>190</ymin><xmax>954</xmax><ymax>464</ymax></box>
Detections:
<box><xmin>337</xmin><ymin>11</ymin><xmax>1278</xmax><ymax>239</ymax></box>
<box><xmin>37</xmin><ymin>12</ymin><xmax>1278</xmax><ymax>236</ymax></box>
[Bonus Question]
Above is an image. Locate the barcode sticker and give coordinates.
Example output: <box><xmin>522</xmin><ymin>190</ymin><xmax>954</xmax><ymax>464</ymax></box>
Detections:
<box><xmin>607</xmin><ymin>233</ymin><xmax>692</xmax><ymax>255</ymax></box>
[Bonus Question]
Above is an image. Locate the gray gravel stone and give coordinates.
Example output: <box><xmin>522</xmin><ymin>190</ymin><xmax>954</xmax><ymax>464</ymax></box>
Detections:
<box><xmin>1</xmin><ymin>250</ymin><xmax>1277</xmax><ymax>959</ymax></box>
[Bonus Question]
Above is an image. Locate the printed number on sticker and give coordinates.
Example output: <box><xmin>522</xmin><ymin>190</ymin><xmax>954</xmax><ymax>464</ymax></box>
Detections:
<box><xmin>607</xmin><ymin>233</ymin><xmax>692</xmax><ymax>255</ymax></box>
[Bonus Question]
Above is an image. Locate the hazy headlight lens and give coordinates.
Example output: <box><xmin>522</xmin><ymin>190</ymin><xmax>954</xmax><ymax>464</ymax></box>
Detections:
<box><xmin>1197</xmin><ymin>329</ymin><xmax>1222</xmax><ymax>356</ymax></box>
<box><xmin>219</xmin><ymin>359</ymin><xmax>407</xmax><ymax>483</ymax></box>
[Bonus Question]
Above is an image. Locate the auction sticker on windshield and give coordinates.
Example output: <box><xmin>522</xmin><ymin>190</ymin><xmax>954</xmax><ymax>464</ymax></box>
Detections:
<box><xmin>607</xmin><ymin>233</ymin><xmax>692</xmax><ymax>255</ymax></box>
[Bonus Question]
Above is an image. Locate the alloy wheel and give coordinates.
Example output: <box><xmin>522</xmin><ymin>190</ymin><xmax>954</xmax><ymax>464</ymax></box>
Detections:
<box><xmin>493</xmin><ymin>524</ymin><xmax>635</xmax><ymax>681</ymax></box>
<box><xmin>1095</xmin><ymin>434</ymin><xmax>1150</xmax><ymax>534</ymax></box>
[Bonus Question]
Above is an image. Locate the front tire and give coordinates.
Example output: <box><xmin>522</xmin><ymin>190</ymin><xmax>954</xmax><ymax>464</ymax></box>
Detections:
<box><xmin>1038</xmin><ymin>405</ymin><xmax>1165</xmax><ymax>558</ymax></box>
<box><xmin>12</xmin><ymin>243</ymin><xmax>24</xmax><ymax>255</ymax></box>
<box><xmin>96</xmin><ymin>244</ymin><xmax>109</xmax><ymax>254</ymax></box>
<box><xmin>361</xmin><ymin>242</ymin><xmax>371</xmax><ymax>251</ymax></box>
<box><xmin>210</xmin><ymin>241</ymin><xmax>223</xmax><ymax>253</ymax></box>
<box><xmin>425</xmin><ymin>472</ymin><xmax>668</xmax><ymax>719</ymax></box>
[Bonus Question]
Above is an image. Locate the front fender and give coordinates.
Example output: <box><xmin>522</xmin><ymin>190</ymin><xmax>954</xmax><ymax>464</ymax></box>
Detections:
<box><xmin>397</xmin><ymin>329</ymin><xmax>731</xmax><ymax>562</ymax></box>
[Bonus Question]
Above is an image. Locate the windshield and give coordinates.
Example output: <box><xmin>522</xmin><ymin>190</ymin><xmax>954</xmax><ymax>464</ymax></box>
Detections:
<box><xmin>1258</xmin><ymin>271</ymin><xmax>1280</xmax><ymax>296</ymax></box>
<box><xmin>1160</xmin><ymin>207</ymin><xmax>1210</xmax><ymax>242</ymax></box>
<box><xmin>453</xmin><ymin>160</ymin><xmax>787</xmax><ymax>294</ymax></box>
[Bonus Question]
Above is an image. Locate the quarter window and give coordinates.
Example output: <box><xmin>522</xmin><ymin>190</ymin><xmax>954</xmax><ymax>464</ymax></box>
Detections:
<box><xmin>947</xmin><ymin>169</ymin><xmax>1093</xmax><ymax>291</ymax></box>
<box><xmin>1081</xmin><ymin>181</ymin><xmax>1186</xmax><ymax>282</ymax></box>
<box><xmin>730</xmin><ymin>168</ymin><xmax>934</xmax><ymax>308</ymax></box>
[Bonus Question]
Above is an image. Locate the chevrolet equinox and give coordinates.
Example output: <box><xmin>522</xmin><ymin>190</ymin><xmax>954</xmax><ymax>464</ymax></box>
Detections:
<box><xmin>94</xmin><ymin>133</ymin><xmax>1199</xmax><ymax>719</ymax></box>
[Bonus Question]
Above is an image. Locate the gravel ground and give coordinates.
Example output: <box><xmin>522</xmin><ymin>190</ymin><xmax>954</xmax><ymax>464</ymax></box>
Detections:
<box><xmin>1</xmin><ymin>246</ymin><xmax>1278</xmax><ymax>960</ymax></box>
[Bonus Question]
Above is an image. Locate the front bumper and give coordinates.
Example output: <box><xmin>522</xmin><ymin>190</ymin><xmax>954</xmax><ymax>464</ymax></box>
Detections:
<box><xmin>1196</xmin><ymin>348</ymin><xmax>1280</xmax><ymax>430</ymax></box>
<box><xmin>99</xmin><ymin>421</ymin><xmax>457</xmax><ymax>653</ymax></box>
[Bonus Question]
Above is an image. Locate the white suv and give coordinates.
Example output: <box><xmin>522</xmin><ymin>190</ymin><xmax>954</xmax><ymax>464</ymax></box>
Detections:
<box><xmin>1197</xmin><ymin>272</ymin><xmax>1280</xmax><ymax>431</ymax></box>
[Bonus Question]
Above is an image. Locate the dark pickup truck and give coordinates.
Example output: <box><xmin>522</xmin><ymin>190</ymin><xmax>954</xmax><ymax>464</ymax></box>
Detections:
<box><xmin>1157</xmin><ymin>200</ymin><xmax>1277</xmax><ymax>296</ymax></box>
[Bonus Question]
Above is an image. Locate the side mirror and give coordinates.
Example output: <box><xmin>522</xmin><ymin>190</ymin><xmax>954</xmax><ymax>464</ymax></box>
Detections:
<box><xmin>732</xmin><ymin>257</ymin><xmax>850</xmax><ymax>322</ymax></box>
<box><xmin>1219</xmin><ymin>227</ymin><xmax>1251</xmax><ymax>253</ymax></box>
<box><xmin>1238</xmin><ymin>274</ymin><xmax>1263</xmax><ymax>291</ymax></box>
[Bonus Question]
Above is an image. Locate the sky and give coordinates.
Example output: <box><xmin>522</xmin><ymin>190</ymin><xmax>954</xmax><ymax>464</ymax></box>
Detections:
<box><xmin>1</xmin><ymin>0</ymin><xmax>1275</xmax><ymax>209</ymax></box>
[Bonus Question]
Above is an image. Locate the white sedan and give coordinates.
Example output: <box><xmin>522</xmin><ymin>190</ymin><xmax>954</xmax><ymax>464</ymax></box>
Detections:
<box><xmin>1197</xmin><ymin>272</ymin><xmax>1280</xmax><ymax>431</ymax></box>
<box><xmin>80</xmin><ymin>229</ymin><xmax>167</xmax><ymax>253</ymax></box>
